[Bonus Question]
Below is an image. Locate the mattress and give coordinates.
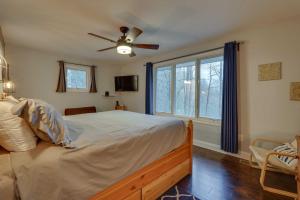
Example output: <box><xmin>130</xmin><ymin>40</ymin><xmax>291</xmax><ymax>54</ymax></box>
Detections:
<box><xmin>0</xmin><ymin>148</ymin><xmax>16</xmax><ymax>200</ymax></box>
<box><xmin>10</xmin><ymin>111</ymin><xmax>186</xmax><ymax>200</ymax></box>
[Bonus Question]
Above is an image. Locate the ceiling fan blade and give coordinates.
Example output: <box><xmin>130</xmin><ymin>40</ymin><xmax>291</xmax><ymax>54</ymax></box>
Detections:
<box><xmin>129</xmin><ymin>51</ymin><xmax>136</xmax><ymax>57</ymax></box>
<box><xmin>126</xmin><ymin>27</ymin><xmax>143</xmax><ymax>42</ymax></box>
<box><xmin>132</xmin><ymin>43</ymin><xmax>159</xmax><ymax>50</ymax></box>
<box><xmin>88</xmin><ymin>33</ymin><xmax>117</xmax><ymax>43</ymax></box>
<box><xmin>97</xmin><ymin>46</ymin><xmax>117</xmax><ymax>52</ymax></box>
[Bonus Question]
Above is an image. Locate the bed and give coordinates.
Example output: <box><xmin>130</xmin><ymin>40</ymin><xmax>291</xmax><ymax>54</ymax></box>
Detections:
<box><xmin>8</xmin><ymin>110</ymin><xmax>193</xmax><ymax>200</ymax></box>
<box><xmin>0</xmin><ymin>147</ymin><xmax>16</xmax><ymax>200</ymax></box>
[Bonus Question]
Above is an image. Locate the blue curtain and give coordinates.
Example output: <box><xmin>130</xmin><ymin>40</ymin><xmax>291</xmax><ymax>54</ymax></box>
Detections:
<box><xmin>221</xmin><ymin>41</ymin><xmax>238</xmax><ymax>153</ymax></box>
<box><xmin>145</xmin><ymin>62</ymin><xmax>154</xmax><ymax>115</ymax></box>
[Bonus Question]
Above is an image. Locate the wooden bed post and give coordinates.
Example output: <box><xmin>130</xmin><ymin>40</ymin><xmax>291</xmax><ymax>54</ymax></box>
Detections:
<box><xmin>187</xmin><ymin>120</ymin><xmax>193</xmax><ymax>173</ymax></box>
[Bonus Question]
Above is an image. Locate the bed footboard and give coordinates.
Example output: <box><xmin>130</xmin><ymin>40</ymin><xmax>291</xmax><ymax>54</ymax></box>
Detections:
<box><xmin>90</xmin><ymin>120</ymin><xmax>193</xmax><ymax>200</ymax></box>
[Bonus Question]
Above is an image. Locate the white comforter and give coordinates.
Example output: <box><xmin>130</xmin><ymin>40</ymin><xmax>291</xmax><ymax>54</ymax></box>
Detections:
<box><xmin>10</xmin><ymin>111</ymin><xmax>186</xmax><ymax>200</ymax></box>
<box><xmin>0</xmin><ymin>149</ymin><xmax>15</xmax><ymax>200</ymax></box>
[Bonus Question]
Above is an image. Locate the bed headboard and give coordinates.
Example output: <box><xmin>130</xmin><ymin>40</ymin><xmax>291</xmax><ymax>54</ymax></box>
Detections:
<box><xmin>64</xmin><ymin>106</ymin><xmax>96</xmax><ymax>116</ymax></box>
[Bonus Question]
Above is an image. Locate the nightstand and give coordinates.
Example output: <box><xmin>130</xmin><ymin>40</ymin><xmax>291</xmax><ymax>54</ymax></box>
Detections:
<box><xmin>115</xmin><ymin>105</ymin><xmax>127</xmax><ymax>110</ymax></box>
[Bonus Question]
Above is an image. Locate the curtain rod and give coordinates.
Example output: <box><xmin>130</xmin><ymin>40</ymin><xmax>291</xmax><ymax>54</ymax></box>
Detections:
<box><xmin>144</xmin><ymin>41</ymin><xmax>243</xmax><ymax>66</ymax></box>
<box><xmin>58</xmin><ymin>60</ymin><xmax>96</xmax><ymax>67</ymax></box>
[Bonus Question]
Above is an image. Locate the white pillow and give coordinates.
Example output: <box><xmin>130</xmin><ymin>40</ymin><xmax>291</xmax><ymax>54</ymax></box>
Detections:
<box><xmin>0</xmin><ymin>98</ymin><xmax>37</xmax><ymax>152</ymax></box>
<box><xmin>12</xmin><ymin>99</ymin><xmax>71</xmax><ymax>146</ymax></box>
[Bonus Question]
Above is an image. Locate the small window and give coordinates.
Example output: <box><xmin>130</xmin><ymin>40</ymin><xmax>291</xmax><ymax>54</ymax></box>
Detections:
<box><xmin>65</xmin><ymin>64</ymin><xmax>90</xmax><ymax>92</ymax></box>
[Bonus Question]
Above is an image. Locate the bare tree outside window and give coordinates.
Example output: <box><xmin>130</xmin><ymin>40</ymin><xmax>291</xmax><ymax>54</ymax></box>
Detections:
<box><xmin>175</xmin><ymin>61</ymin><xmax>196</xmax><ymax>117</ymax></box>
<box><xmin>154</xmin><ymin>55</ymin><xmax>223</xmax><ymax>120</ymax></box>
<box><xmin>65</xmin><ymin>64</ymin><xmax>90</xmax><ymax>92</ymax></box>
<box><xmin>156</xmin><ymin>66</ymin><xmax>172</xmax><ymax>113</ymax></box>
<box><xmin>67</xmin><ymin>69</ymin><xmax>87</xmax><ymax>89</ymax></box>
<box><xmin>199</xmin><ymin>56</ymin><xmax>223</xmax><ymax>119</ymax></box>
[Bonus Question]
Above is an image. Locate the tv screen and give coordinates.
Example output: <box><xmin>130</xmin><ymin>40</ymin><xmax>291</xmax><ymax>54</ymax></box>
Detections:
<box><xmin>115</xmin><ymin>75</ymin><xmax>138</xmax><ymax>91</ymax></box>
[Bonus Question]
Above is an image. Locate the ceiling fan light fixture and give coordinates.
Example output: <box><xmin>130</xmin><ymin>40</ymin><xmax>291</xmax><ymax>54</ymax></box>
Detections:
<box><xmin>117</xmin><ymin>45</ymin><xmax>132</xmax><ymax>55</ymax></box>
<box><xmin>89</xmin><ymin>26</ymin><xmax>159</xmax><ymax>56</ymax></box>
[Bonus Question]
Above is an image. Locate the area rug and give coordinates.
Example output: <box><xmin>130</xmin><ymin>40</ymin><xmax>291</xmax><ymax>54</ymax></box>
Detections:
<box><xmin>158</xmin><ymin>185</ymin><xmax>200</xmax><ymax>200</ymax></box>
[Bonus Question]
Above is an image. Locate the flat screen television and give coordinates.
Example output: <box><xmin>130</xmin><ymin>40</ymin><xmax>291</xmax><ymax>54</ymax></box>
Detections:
<box><xmin>115</xmin><ymin>75</ymin><xmax>138</xmax><ymax>92</ymax></box>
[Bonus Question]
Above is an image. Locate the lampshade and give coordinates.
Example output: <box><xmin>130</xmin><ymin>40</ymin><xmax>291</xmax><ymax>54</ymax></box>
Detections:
<box><xmin>117</xmin><ymin>45</ymin><xmax>132</xmax><ymax>55</ymax></box>
<box><xmin>3</xmin><ymin>80</ymin><xmax>15</xmax><ymax>94</ymax></box>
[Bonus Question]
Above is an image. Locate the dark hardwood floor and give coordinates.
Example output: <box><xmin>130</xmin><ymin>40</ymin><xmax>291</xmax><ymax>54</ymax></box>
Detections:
<box><xmin>177</xmin><ymin>146</ymin><xmax>297</xmax><ymax>200</ymax></box>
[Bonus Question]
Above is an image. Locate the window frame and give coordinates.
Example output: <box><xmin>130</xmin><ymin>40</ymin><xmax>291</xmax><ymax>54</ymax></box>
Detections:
<box><xmin>154</xmin><ymin>49</ymin><xmax>223</xmax><ymax>125</ymax></box>
<box><xmin>65</xmin><ymin>64</ymin><xmax>91</xmax><ymax>93</ymax></box>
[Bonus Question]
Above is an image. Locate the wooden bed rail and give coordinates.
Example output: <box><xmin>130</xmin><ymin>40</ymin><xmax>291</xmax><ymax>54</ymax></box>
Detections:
<box><xmin>90</xmin><ymin>120</ymin><xmax>193</xmax><ymax>200</ymax></box>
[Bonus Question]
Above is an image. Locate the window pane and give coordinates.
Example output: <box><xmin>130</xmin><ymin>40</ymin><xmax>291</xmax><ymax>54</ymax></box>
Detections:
<box><xmin>175</xmin><ymin>61</ymin><xmax>196</xmax><ymax>117</ymax></box>
<box><xmin>156</xmin><ymin>66</ymin><xmax>172</xmax><ymax>113</ymax></box>
<box><xmin>199</xmin><ymin>56</ymin><xmax>223</xmax><ymax>119</ymax></box>
<box><xmin>67</xmin><ymin>68</ymin><xmax>87</xmax><ymax>89</ymax></box>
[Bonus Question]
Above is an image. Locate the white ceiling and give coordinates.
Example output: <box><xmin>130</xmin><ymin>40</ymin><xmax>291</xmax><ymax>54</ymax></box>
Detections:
<box><xmin>0</xmin><ymin>0</ymin><xmax>300</xmax><ymax>64</ymax></box>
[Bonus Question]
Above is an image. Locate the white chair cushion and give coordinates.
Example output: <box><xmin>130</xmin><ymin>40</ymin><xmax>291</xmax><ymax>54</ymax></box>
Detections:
<box><xmin>249</xmin><ymin>145</ymin><xmax>296</xmax><ymax>172</ymax></box>
<box><xmin>273</xmin><ymin>143</ymin><xmax>297</xmax><ymax>169</ymax></box>
<box><xmin>291</xmin><ymin>139</ymin><xmax>297</xmax><ymax>149</ymax></box>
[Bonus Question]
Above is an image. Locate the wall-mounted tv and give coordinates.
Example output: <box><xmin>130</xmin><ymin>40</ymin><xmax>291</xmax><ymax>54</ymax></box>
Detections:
<box><xmin>115</xmin><ymin>75</ymin><xmax>138</xmax><ymax>92</ymax></box>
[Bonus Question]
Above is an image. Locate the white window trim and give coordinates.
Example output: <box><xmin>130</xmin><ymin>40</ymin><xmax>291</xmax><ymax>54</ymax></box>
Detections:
<box><xmin>153</xmin><ymin>49</ymin><xmax>223</xmax><ymax>126</ymax></box>
<box><xmin>65</xmin><ymin>64</ymin><xmax>90</xmax><ymax>93</ymax></box>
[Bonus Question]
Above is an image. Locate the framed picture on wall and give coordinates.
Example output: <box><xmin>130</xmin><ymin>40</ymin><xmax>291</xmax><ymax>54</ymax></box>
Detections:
<box><xmin>258</xmin><ymin>62</ymin><xmax>281</xmax><ymax>81</ymax></box>
<box><xmin>290</xmin><ymin>82</ymin><xmax>300</xmax><ymax>101</ymax></box>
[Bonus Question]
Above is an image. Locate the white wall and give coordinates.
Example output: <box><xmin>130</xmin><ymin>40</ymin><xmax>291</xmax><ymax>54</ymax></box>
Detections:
<box><xmin>119</xmin><ymin>16</ymin><xmax>300</xmax><ymax>153</ymax></box>
<box><xmin>0</xmin><ymin>26</ymin><xmax>5</xmax><ymax>93</ymax></box>
<box><xmin>6</xmin><ymin>44</ymin><xmax>120</xmax><ymax>113</ymax></box>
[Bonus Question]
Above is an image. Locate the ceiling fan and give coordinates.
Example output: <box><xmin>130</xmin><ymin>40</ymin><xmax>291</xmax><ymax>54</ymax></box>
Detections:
<box><xmin>88</xmin><ymin>26</ymin><xmax>159</xmax><ymax>57</ymax></box>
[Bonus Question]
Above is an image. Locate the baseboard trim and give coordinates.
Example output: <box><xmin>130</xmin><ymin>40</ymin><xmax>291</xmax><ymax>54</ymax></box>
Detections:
<box><xmin>193</xmin><ymin>139</ymin><xmax>250</xmax><ymax>160</ymax></box>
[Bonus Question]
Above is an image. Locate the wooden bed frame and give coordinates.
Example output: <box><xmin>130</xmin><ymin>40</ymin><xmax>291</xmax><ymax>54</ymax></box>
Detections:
<box><xmin>89</xmin><ymin>120</ymin><xmax>193</xmax><ymax>200</ymax></box>
<box><xmin>65</xmin><ymin>106</ymin><xmax>96</xmax><ymax>116</ymax></box>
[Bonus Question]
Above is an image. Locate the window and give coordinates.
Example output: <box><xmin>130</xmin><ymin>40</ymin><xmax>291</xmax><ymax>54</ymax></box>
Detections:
<box><xmin>155</xmin><ymin>54</ymin><xmax>224</xmax><ymax>121</ymax></box>
<box><xmin>199</xmin><ymin>56</ymin><xmax>223</xmax><ymax>119</ymax></box>
<box><xmin>175</xmin><ymin>61</ymin><xmax>196</xmax><ymax>117</ymax></box>
<box><xmin>65</xmin><ymin>64</ymin><xmax>90</xmax><ymax>92</ymax></box>
<box><xmin>155</xmin><ymin>66</ymin><xmax>172</xmax><ymax>113</ymax></box>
